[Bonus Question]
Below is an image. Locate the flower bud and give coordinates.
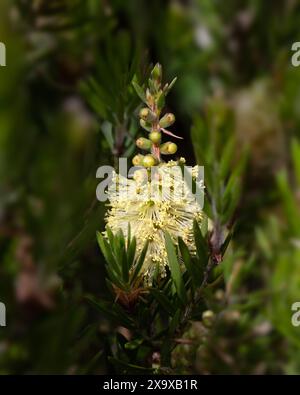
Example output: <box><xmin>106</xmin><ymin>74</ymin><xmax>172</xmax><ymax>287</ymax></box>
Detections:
<box><xmin>139</xmin><ymin>108</ymin><xmax>149</xmax><ymax>119</ymax></box>
<box><xmin>168</xmin><ymin>143</ymin><xmax>178</xmax><ymax>154</ymax></box>
<box><xmin>132</xmin><ymin>154</ymin><xmax>144</xmax><ymax>166</ymax></box>
<box><xmin>142</xmin><ymin>154</ymin><xmax>157</xmax><ymax>168</ymax></box>
<box><xmin>151</xmin><ymin>63</ymin><xmax>162</xmax><ymax>82</ymax></box>
<box><xmin>139</xmin><ymin>107</ymin><xmax>156</xmax><ymax>122</ymax></box>
<box><xmin>159</xmin><ymin>113</ymin><xmax>175</xmax><ymax>128</ymax></box>
<box><xmin>146</xmin><ymin>89</ymin><xmax>154</xmax><ymax>107</ymax></box>
<box><xmin>149</xmin><ymin>131</ymin><xmax>161</xmax><ymax>144</ymax></box>
<box><xmin>160</xmin><ymin>142</ymin><xmax>177</xmax><ymax>155</ymax></box>
<box><xmin>140</xmin><ymin>119</ymin><xmax>152</xmax><ymax>132</ymax></box>
<box><xmin>214</xmin><ymin>289</ymin><xmax>224</xmax><ymax>301</ymax></box>
<box><xmin>202</xmin><ymin>310</ymin><xmax>215</xmax><ymax>328</ymax></box>
<box><xmin>136</xmin><ymin>137</ymin><xmax>151</xmax><ymax>150</ymax></box>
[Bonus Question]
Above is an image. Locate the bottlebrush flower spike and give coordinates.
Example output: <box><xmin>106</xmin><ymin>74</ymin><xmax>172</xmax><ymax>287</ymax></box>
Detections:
<box><xmin>105</xmin><ymin>162</ymin><xmax>204</xmax><ymax>284</ymax></box>
<box><xmin>103</xmin><ymin>63</ymin><xmax>205</xmax><ymax>284</ymax></box>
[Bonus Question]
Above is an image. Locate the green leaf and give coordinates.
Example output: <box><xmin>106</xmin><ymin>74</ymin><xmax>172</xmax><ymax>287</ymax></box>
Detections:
<box><xmin>132</xmin><ymin>80</ymin><xmax>147</xmax><ymax>103</ymax></box>
<box><xmin>277</xmin><ymin>170</ymin><xmax>300</xmax><ymax>236</ymax></box>
<box><xmin>193</xmin><ymin>220</ymin><xmax>208</xmax><ymax>268</ymax></box>
<box><xmin>127</xmin><ymin>223</ymin><xmax>131</xmax><ymax>249</ymax></box>
<box><xmin>157</xmin><ymin>91</ymin><xmax>165</xmax><ymax>110</ymax></box>
<box><xmin>105</xmin><ymin>264</ymin><xmax>125</xmax><ymax>289</ymax></box>
<box><xmin>150</xmin><ymin>289</ymin><xmax>175</xmax><ymax>315</ymax></box>
<box><xmin>86</xmin><ymin>297</ymin><xmax>133</xmax><ymax>328</ymax></box>
<box><xmin>164</xmin><ymin>77</ymin><xmax>177</xmax><ymax>95</ymax></box>
<box><xmin>222</xmin><ymin>148</ymin><xmax>247</xmax><ymax>212</ymax></box>
<box><xmin>256</xmin><ymin>228</ymin><xmax>272</xmax><ymax>259</ymax></box>
<box><xmin>291</xmin><ymin>138</ymin><xmax>300</xmax><ymax>186</ymax></box>
<box><xmin>168</xmin><ymin>309</ymin><xmax>181</xmax><ymax>335</ymax></box>
<box><xmin>201</xmin><ymin>214</ymin><xmax>208</xmax><ymax>237</ymax></box>
<box><xmin>106</xmin><ymin>227</ymin><xmax>115</xmax><ymax>249</ymax></box>
<box><xmin>207</xmin><ymin>266</ymin><xmax>224</xmax><ymax>286</ymax></box>
<box><xmin>100</xmin><ymin>121</ymin><xmax>114</xmax><ymax>151</ymax></box>
<box><xmin>222</xmin><ymin>173</ymin><xmax>239</xmax><ymax>210</ymax></box>
<box><xmin>116</xmin><ymin>230</ymin><xmax>129</xmax><ymax>283</ymax></box>
<box><xmin>221</xmin><ymin>230</ymin><xmax>233</xmax><ymax>256</ymax></box>
<box><xmin>105</xmin><ymin>278</ymin><xmax>115</xmax><ymax>295</ymax></box>
<box><xmin>219</xmin><ymin>136</ymin><xmax>235</xmax><ymax>179</ymax></box>
<box><xmin>131</xmin><ymin>241</ymin><xmax>149</xmax><ymax>284</ymax></box>
<box><xmin>125</xmin><ymin>338</ymin><xmax>144</xmax><ymax>350</ymax></box>
<box><xmin>164</xmin><ymin>232</ymin><xmax>187</xmax><ymax>304</ymax></box>
<box><xmin>112</xmin><ymin>303</ymin><xmax>135</xmax><ymax>328</ymax></box>
<box><xmin>148</xmin><ymin>78</ymin><xmax>157</xmax><ymax>94</ymax></box>
<box><xmin>221</xmin><ymin>179</ymin><xmax>241</xmax><ymax>225</ymax></box>
<box><xmin>96</xmin><ymin>231</ymin><xmax>120</xmax><ymax>276</ymax></box>
<box><xmin>178</xmin><ymin>237</ymin><xmax>201</xmax><ymax>288</ymax></box>
<box><xmin>127</xmin><ymin>236</ymin><xmax>137</xmax><ymax>269</ymax></box>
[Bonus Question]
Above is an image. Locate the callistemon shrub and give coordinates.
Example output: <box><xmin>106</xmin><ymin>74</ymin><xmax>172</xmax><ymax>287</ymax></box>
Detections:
<box><xmin>105</xmin><ymin>161</ymin><xmax>204</xmax><ymax>283</ymax></box>
<box><xmin>104</xmin><ymin>63</ymin><xmax>205</xmax><ymax>284</ymax></box>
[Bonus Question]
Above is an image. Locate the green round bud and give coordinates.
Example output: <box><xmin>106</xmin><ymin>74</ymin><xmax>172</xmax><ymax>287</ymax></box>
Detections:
<box><xmin>140</xmin><ymin>107</ymin><xmax>156</xmax><ymax>122</ymax></box>
<box><xmin>202</xmin><ymin>310</ymin><xmax>215</xmax><ymax>328</ymax></box>
<box><xmin>149</xmin><ymin>131</ymin><xmax>161</xmax><ymax>144</ymax></box>
<box><xmin>167</xmin><ymin>142</ymin><xmax>177</xmax><ymax>154</ymax></box>
<box><xmin>159</xmin><ymin>113</ymin><xmax>175</xmax><ymax>128</ymax></box>
<box><xmin>142</xmin><ymin>154</ymin><xmax>157</xmax><ymax>168</ymax></box>
<box><xmin>139</xmin><ymin>108</ymin><xmax>149</xmax><ymax>120</ymax></box>
<box><xmin>160</xmin><ymin>142</ymin><xmax>178</xmax><ymax>155</ymax></box>
<box><xmin>136</xmin><ymin>137</ymin><xmax>151</xmax><ymax>150</ymax></box>
<box><xmin>140</xmin><ymin>119</ymin><xmax>152</xmax><ymax>132</ymax></box>
<box><xmin>132</xmin><ymin>154</ymin><xmax>144</xmax><ymax>166</ymax></box>
<box><xmin>167</xmin><ymin>113</ymin><xmax>175</xmax><ymax>123</ymax></box>
<box><xmin>214</xmin><ymin>289</ymin><xmax>224</xmax><ymax>301</ymax></box>
<box><xmin>160</xmin><ymin>142</ymin><xmax>171</xmax><ymax>155</ymax></box>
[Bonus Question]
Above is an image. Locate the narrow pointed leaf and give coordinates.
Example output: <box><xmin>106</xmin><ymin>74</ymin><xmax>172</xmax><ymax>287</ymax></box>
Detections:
<box><xmin>132</xmin><ymin>80</ymin><xmax>147</xmax><ymax>103</ymax></box>
<box><xmin>106</xmin><ymin>227</ymin><xmax>115</xmax><ymax>249</ymax></box>
<box><xmin>96</xmin><ymin>231</ymin><xmax>120</xmax><ymax>276</ymax></box>
<box><xmin>150</xmin><ymin>289</ymin><xmax>175</xmax><ymax>315</ymax></box>
<box><xmin>131</xmin><ymin>241</ymin><xmax>149</xmax><ymax>284</ymax></box>
<box><xmin>178</xmin><ymin>237</ymin><xmax>199</xmax><ymax>288</ymax></box>
<box><xmin>127</xmin><ymin>236</ymin><xmax>137</xmax><ymax>269</ymax></box>
<box><xmin>164</xmin><ymin>232</ymin><xmax>187</xmax><ymax>304</ymax></box>
<box><xmin>87</xmin><ymin>297</ymin><xmax>133</xmax><ymax>328</ymax></box>
<box><xmin>193</xmin><ymin>220</ymin><xmax>208</xmax><ymax>268</ymax></box>
<box><xmin>164</xmin><ymin>77</ymin><xmax>177</xmax><ymax>95</ymax></box>
<box><xmin>127</xmin><ymin>223</ymin><xmax>131</xmax><ymax>249</ymax></box>
<box><xmin>220</xmin><ymin>136</ymin><xmax>235</xmax><ymax>179</ymax></box>
<box><xmin>105</xmin><ymin>264</ymin><xmax>125</xmax><ymax>289</ymax></box>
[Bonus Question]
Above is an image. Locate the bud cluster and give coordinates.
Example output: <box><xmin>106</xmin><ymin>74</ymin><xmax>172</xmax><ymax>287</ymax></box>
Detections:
<box><xmin>132</xmin><ymin>63</ymin><xmax>181</xmax><ymax>168</ymax></box>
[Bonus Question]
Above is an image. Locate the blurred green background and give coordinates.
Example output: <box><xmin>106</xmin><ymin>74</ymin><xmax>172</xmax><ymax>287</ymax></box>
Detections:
<box><xmin>0</xmin><ymin>0</ymin><xmax>300</xmax><ymax>374</ymax></box>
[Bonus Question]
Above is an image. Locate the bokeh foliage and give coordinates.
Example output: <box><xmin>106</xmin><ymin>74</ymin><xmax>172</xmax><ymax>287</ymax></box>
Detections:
<box><xmin>0</xmin><ymin>0</ymin><xmax>300</xmax><ymax>374</ymax></box>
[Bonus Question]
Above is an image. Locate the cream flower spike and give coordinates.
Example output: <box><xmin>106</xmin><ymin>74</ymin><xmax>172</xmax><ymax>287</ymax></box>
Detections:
<box><xmin>104</xmin><ymin>63</ymin><xmax>206</xmax><ymax>284</ymax></box>
<box><xmin>105</xmin><ymin>161</ymin><xmax>205</xmax><ymax>284</ymax></box>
